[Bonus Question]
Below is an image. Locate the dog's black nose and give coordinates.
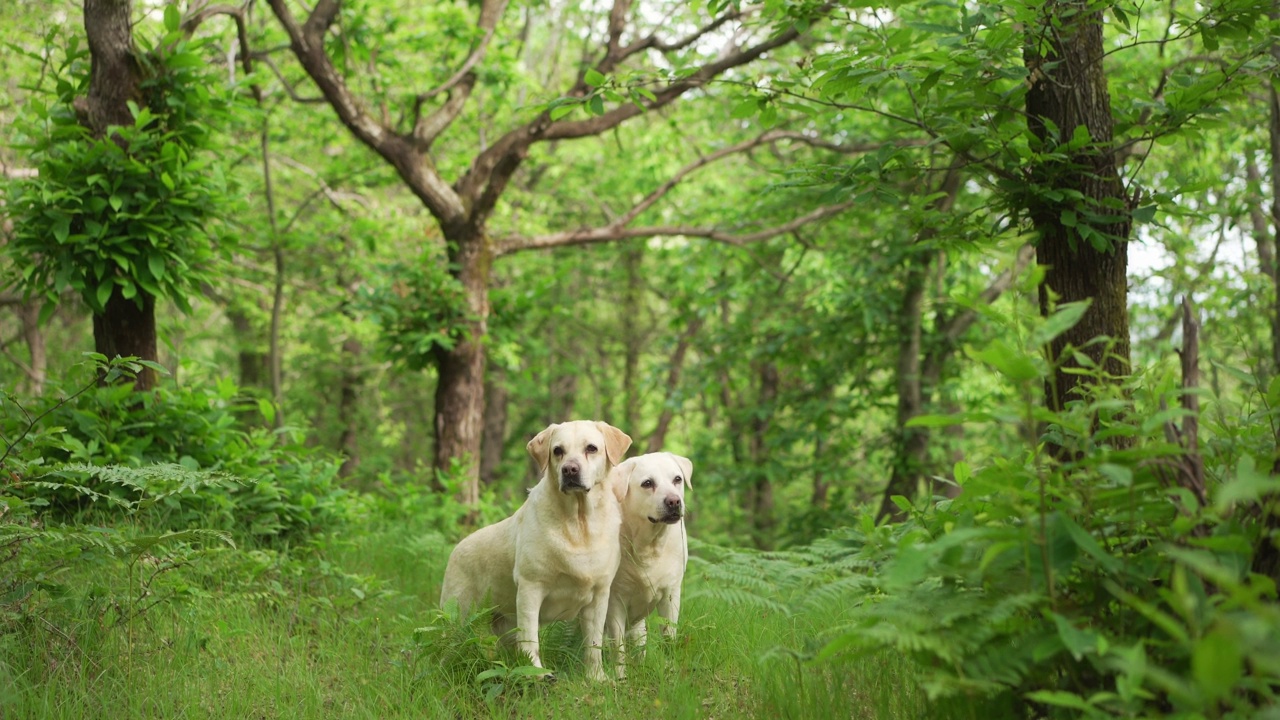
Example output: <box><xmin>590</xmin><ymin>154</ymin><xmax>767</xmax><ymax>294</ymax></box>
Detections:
<box><xmin>664</xmin><ymin>495</ymin><xmax>681</xmax><ymax>510</ymax></box>
<box><xmin>561</xmin><ymin>461</ymin><xmax>580</xmax><ymax>479</ymax></box>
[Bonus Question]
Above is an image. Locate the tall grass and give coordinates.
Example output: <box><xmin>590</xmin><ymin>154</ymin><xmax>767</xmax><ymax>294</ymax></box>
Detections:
<box><xmin>2</xmin><ymin>518</ymin><xmax>938</xmax><ymax>719</ymax></box>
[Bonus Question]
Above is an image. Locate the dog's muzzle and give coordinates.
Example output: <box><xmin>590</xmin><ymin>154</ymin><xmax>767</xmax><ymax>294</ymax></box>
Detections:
<box><xmin>648</xmin><ymin>511</ymin><xmax>683</xmax><ymax>525</ymax></box>
<box><xmin>559</xmin><ymin>479</ymin><xmax>589</xmax><ymax>493</ymax></box>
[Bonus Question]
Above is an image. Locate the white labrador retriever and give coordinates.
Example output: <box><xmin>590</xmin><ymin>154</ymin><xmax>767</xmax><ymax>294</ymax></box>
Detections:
<box><xmin>605</xmin><ymin>452</ymin><xmax>691</xmax><ymax>678</ymax></box>
<box><xmin>439</xmin><ymin>420</ymin><xmax>631</xmax><ymax>681</ymax></box>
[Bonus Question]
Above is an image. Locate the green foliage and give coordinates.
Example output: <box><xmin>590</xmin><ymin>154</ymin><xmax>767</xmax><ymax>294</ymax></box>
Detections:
<box><xmin>1</xmin><ymin>360</ymin><xmax>350</xmax><ymax>540</ymax></box>
<box><xmin>694</xmin><ymin>313</ymin><xmax>1280</xmax><ymax>717</ymax></box>
<box><xmin>357</xmin><ymin>251</ymin><xmax>472</xmax><ymax>371</ymax></box>
<box><xmin>4</xmin><ymin>29</ymin><xmax>235</xmax><ymax>318</ymax></box>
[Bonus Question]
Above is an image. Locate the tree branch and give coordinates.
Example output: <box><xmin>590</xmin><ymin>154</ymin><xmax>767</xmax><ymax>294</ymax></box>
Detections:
<box><xmin>255</xmin><ymin>55</ymin><xmax>328</xmax><ymax>104</ymax></box>
<box><xmin>458</xmin><ymin>4</ymin><xmax>832</xmax><ymax>229</ymax></box>
<box><xmin>496</xmin><ymin>200</ymin><xmax>853</xmax><ymax>256</ymax></box>
<box><xmin>410</xmin><ymin>0</ymin><xmax>508</xmax><ymax>148</ymax></box>
<box><xmin>419</xmin><ymin>0</ymin><xmax>508</xmax><ymax>102</ymax></box>
<box><xmin>413</xmin><ymin>74</ymin><xmax>476</xmax><ymax>149</ymax></box>
<box><xmin>265</xmin><ymin>0</ymin><xmax>466</xmax><ymax>227</ymax></box>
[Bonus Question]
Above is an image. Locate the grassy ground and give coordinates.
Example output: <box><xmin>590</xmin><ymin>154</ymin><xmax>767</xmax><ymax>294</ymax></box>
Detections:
<box><xmin>1</xmin><ymin>518</ymin><xmax>970</xmax><ymax>719</ymax></box>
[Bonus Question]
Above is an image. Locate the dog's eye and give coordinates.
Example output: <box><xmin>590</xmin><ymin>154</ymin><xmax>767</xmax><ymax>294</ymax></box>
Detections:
<box><xmin>552</xmin><ymin>446</ymin><xmax>564</xmax><ymax>457</ymax></box>
<box><xmin>673</xmin><ymin>476</ymin><xmax>683</xmax><ymax>485</ymax></box>
<box><xmin>640</xmin><ymin>479</ymin><xmax>654</xmax><ymax>489</ymax></box>
<box><xmin>585</xmin><ymin>444</ymin><xmax>598</xmax><ymax>454</ymax></box>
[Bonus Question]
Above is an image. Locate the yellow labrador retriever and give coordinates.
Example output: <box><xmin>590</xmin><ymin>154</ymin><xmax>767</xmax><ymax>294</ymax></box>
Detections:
<box><xmin>439</xmin><ymin>420</ymin><xmax>631</xmax><ymax>681</ymax></box>
<box><xmin>605</xmin><ymin>452</ymin><xmax>691</xmax><ymax>678</ymax></box>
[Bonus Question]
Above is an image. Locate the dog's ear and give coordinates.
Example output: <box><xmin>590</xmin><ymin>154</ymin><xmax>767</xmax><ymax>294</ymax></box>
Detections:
<box><xmin>526</xmin><ymin>424</ymin><xmax>558</xmax><ymax>476</ymax></box>
<box><xmin>668</xmin><ymin>453</ymin><xmax>693</xmax><ymax>489</ymax></box>
<box><xmin>596</xmin><ymin>422</ymin><xmax>632</xmax><ymax>466</ymax></box>
<box><xmin>611</xmin><ymin>459</ymin><xmax>635</xmax><ymax>503</ymax></box>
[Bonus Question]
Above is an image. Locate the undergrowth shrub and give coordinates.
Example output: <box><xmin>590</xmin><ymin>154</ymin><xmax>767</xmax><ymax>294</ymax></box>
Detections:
<box><xmin>1</xmin><ymin>357</ymin><xmax>351</xmax><ymax>539</ymax></box>
<box><xmin>693</xmin><ymin>302</ymin><xmax>1280</xmax><ymax>718</ymax></box>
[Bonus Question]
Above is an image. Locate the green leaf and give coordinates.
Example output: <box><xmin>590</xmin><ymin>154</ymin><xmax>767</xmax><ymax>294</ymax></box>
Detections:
<box><xmin>258</xmin><ymin>398</ymin><xmax>277</xmax><ymax>426</ymax></box>
<box><xmin>918</xmin><ymin>69</ymin><xmax>943</xmax><ymax>95</ymax></box>
<box><xmin>148</xmin><ymin>254</ymin><xmax>167</xmax><ymax>282</ymax></box>
<box><xmin>1132</xmin><ymin>204</ymin><xmax>1157</xmax><ymax>224</ymax></box>
<box><xmin>1059</xmin><ymin>209</ymin><xmax>1077</xmax><ymax>227</ymax></box>
<box><xmin>164</xmin><ymin>3</ymin><xmax>181</xmax><ymax>32</ymax></box>
<box><xmin>95</xmin><ymin>281</ymin><xmax>114</xmax><ymax>311</ymax></box>
<box><xmin>52</xmin><ymin>214</ymin><xmax>71</xmax><ymax>243</ymax></box>
<box><xmin>1030</xmin><ymin>300</ymin><xmax>1092</xmax><ymax>348</ymax></box>
<box><xmin>584</xmin><ymin>68</ymin><xmax>606</xmax><ymax>87</ymax></box>
<box><xmin>1027</xmin><ymin>690</ymin><xmax>1092</xmax><ymax>711</ymax></box>
<box><xmin>968</xmin><ymin>340</ymin><xmax>1040</xmax><ymax>382</ymax></box>
<box><xmin>1215</xmin><ymin>454</ymin><xmax>1280</xmax><ymax>510</ymax></box>
<box><xmin>549</xmin><ymin>103</ymin><xmax>576</xmax><ymax>120</ymax></box>
<box><xmin>730</xmin><ymin>98</ymin><xmax>758</xmax><ymax>119</ymax></box>
<box><xmin>1059</xmin><ymin>514</ymin><xmax>1121</xmax><ymax>572</ymax></box>
<box><xmin>588</xmin><ymin>94</ymin><xmax>604</xmax><ymax>116</ymax></box>
<box><xmin>1201</xmin><ymin>27</ymin><xmax>1219</xmax><ymax>51</ymax></box>
<box><xmin>1193</xmin><ymin>627</ymin><xmax>1243</xmax><ymax>700</ymax></box>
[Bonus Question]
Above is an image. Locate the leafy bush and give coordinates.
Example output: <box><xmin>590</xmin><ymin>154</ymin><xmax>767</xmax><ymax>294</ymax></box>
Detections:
<box><xmin>692</xmin><ymin>305</ymin><xmax>1280</xmax><ymax>718</ymax></box>
<box><xmin>1</xmin><ymin>358</ymin><xmax>351</xmax><ymax>540</ymax></box>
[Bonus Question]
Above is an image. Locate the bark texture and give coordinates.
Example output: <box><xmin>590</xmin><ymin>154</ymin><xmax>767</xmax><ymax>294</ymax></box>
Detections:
<box><xmin>337</xmin><ymin>337</ymin><xmax>364</xmax><ymax>478</ymax></box>
<box><xmin>431</xmin><ymin>233</ymin><xmax>491</xmax><ymax>504</ymax></box>
<box><xmin>746</xmin><ymin>361</ymin><xmax>778</xmax><ymax>549</ymax></box>
<box><xmin>1024</xmin><ymin>2</ymin><xmax>1132</xmax><ymax>411</ymax></box>
<box><xmin>92</xmin><ymin>292</ymin><xmax>158</xmax><ymax>390</ymax></box>
<box><xmin>228</xmin><ymin>308</ymin><xmax>269</xmax><ymax>389</ymax></box>
<box><xmin>18</xmin><ymin>300</ymin><xmax>47</xmax><ymax>395</ymax></box>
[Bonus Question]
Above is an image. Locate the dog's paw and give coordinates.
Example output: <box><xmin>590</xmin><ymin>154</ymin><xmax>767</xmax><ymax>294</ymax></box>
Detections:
<box><xmin>542</xmin><ymin>671</ymin><xmax>558</xmax><ymax>684</ymax></box>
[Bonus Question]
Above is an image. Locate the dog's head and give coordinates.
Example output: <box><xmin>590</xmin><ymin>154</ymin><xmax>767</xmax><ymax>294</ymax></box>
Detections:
<box><xmin>527</xmin><ymin>421</ymin><xmax>632</xmax><ymax>494</ymax></box>
<box><xmin>611</xmin><ymin>452</ymin><xmax>691</xmax><ymax>526</ymax></box>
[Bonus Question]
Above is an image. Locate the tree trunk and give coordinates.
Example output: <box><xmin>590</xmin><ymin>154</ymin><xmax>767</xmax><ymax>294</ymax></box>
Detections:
<box><xmin>812</xmin><ymin>432</ymin><xmax>829</xmax><ymax>509</ymax></box>
<box><xmin>432</xmin><ymin>232</ymin><xmax>490</xmax><ymax>505</ymax></box>
<box><xmin>480</xmin><ymin>360</ymin><xmax>509</xmax><ymax>486</ymax></box>
<box><xmin>878</xmin><ymin>247</ymin><xmax>933</xmax><ymax>523</ymax></box>
<box><xmin>1257</xmin><ymin>0</ymin><xmax>1280</xmax><ymax>581</ymax></box>
<box><xmin>83</xmin><ymin>0</ymin><xmax>138</xmax><ymax>134</ymax></box>
<box><xmin>228</xmin><ymin>307</ymin><xmax>269</xmax><ymax>389</ymax></box>
<box><xmin>18</xmin><ymin>300</ymin><xmax>46</xmax><ymax>396</ymax></box>
<box><xmin>337</xmin><ymin>336</ymin><xmax>363</xmax><ymax>479</ymax></box>
<box><xmin>1269</xmin><ymin>16</ymin><xmax>1280</xmax><ymax>379</ymax></box>
<box><xmin>93</xmin><ymin>292</ymin><xmax>157</xmax><ymax>390</ymax></box>
<box><xmin>82</xmin><ymin>0</ymin><xmax>160</xmax><ymax>390</ymax></box>
<box><xmin>1024</xmin><ymin>1</ymin><xmax>1132</xmax><ymax>411</ymax></box>
<box><xmin>746</xmin><ymin>361</ymin><xmax>778</xmax><ymax>549</ymax></box>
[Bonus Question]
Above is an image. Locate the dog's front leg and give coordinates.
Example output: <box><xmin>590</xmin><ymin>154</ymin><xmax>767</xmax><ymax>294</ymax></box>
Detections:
<box><xmin>605</xmin><ymin>600</ymin><xmax>628</xmax><ymax>680</ymax></box>
<box><xmin>515</xmin><ymin>584</ymin><xmax>546</xmax><ymax>672</ymax></box>
<box><xmin>626</xmin><ymin>619</ymin><xmax>647</xmax><ymax>661</ymax></box>
<box><xmin>579</xmin><ymin>585</ymin><xmax>610</xmax><ymax>682</ymax></box>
